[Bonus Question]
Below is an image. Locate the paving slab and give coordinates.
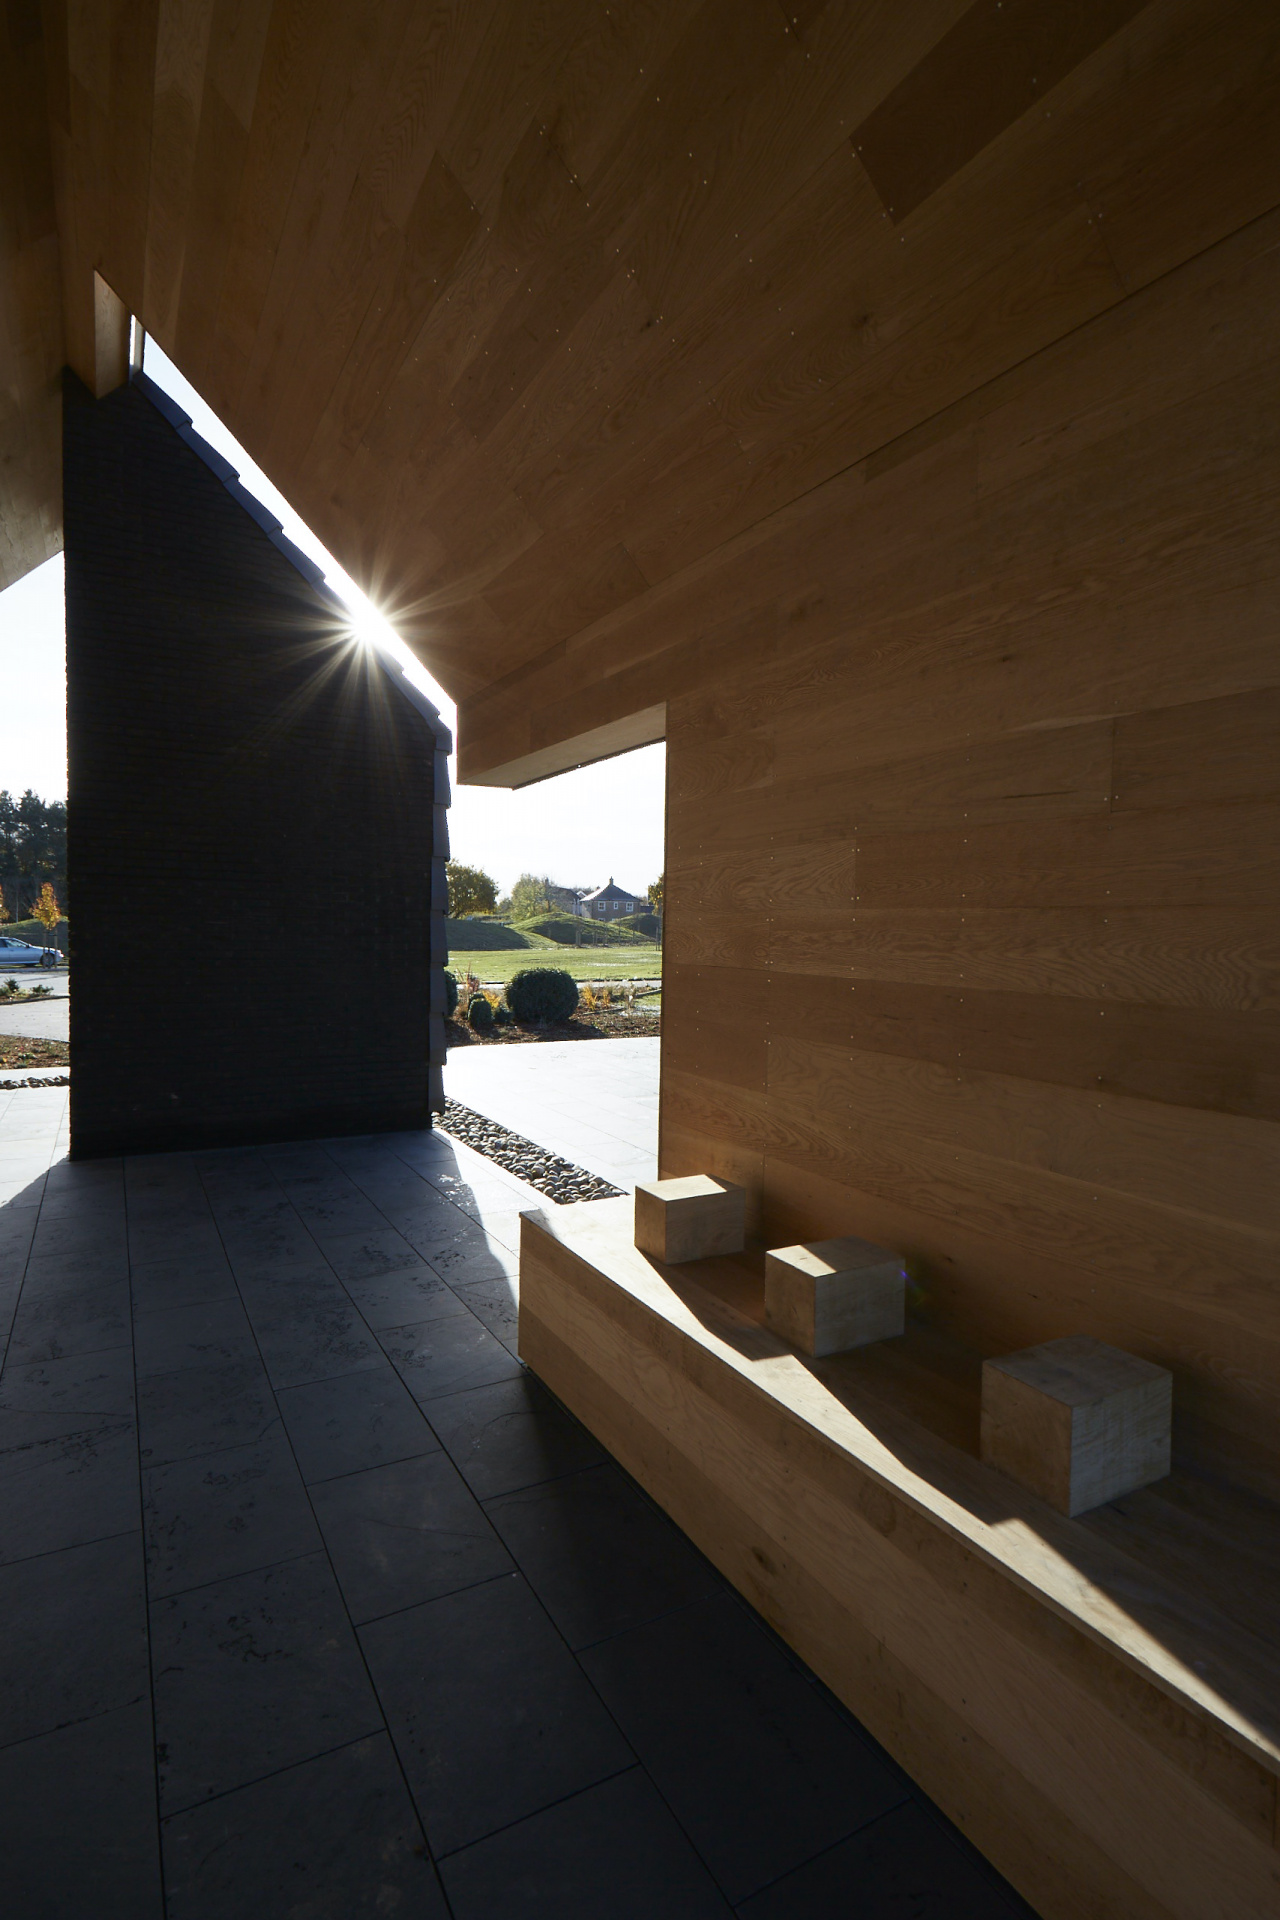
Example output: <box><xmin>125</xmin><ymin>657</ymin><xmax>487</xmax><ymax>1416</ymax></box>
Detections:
<box><xmin>444</xmin><ymin>1037</ymin><xmax>659</xmax><ymax>1188</ymax></box>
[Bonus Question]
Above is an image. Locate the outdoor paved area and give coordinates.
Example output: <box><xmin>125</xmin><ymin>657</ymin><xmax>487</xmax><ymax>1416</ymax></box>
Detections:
<box><xmin>445</xmin><ymin>1038</ymin><xmax>659</xmax><ymax>1191</ymax></box>
<box><xmin>0</xmin><ymin>977</ymin><xmax>69</xmax><ymax>1043</ymax></box>
<box><xmin>0</xmin><ymin>1084</ymin><xmax>1031</xmax><ymax>1918</ymax></box>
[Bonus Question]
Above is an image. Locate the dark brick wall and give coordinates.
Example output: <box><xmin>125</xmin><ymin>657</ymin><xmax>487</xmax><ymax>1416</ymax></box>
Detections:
<box><xmin>63</xmin><ymin>371</ymin><xmax>449</xmax><ymax>1157</ymax></box>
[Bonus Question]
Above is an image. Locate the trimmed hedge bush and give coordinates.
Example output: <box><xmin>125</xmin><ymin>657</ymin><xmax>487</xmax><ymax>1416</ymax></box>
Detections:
<box><xmin>443</xmin><ymin>970</ymin><xmax>459</xmax><ymax>1015</ymax></box>
<box><xmin>467</xmin><ymin>992</ymin><xmax>495</xmax><ymax>1033</ymax></box>
<box><xmin>506</xmin><ymin>967</ymin><xmax>579</xmax><ymax>1025</ymax></box>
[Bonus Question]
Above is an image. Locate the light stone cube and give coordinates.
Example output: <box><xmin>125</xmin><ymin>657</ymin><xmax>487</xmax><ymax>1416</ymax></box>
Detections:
<box><xmin>633</xmin><ymin>1176</ymin><xmax>745</xmax><ymax>1264</ymax></box>
<box><xmin>764</xmin><ymin>1236</ymin><xmax>905</xmax><ymax>1357</ymax></box>
<box><xmin>981</xmin><ymin>1335</ymin><xmax>1172</xmax><ymax>1517</ymax></box>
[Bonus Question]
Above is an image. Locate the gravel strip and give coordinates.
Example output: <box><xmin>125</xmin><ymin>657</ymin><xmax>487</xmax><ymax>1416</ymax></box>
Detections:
<box><xmin>0</xmin><ymin>1075</ymin><xmax>69</xmax><ymax>1090</ymax></box>
<box><xmin>436</xmin><ymin>1096</ymin><xmax>622</xmax><ymax>1204</ymax></box>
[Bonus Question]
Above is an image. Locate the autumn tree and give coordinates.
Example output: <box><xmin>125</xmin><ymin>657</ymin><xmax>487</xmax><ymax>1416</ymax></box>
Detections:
<box><xmin>647</xmin><ymin>874</ymin><xmax>665</xmax><ymax>911</ymax></box>
<box><xmin>509</xmin><ymin>873</ymin><xmax>556</xmax><ymax>919</ymax></box>
<box><xmin>0</xmin><ymin>882</ymin><xmax>8</xmax><ymax>925</ymax></box>
<box><xmin>446</xmin><ymin>860</ymin><xmax>498</xmax><ymax>917</ymax></box>
<box><xmin>32</xmin><ymin>881</ymin><xmax>61</xmax><ymax>948</ymax></box>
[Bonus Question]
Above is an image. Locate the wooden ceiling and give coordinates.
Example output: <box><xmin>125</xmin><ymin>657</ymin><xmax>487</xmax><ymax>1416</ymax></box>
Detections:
<box><xmin>4</xmin><ymin>1</ymin><xmax>1278</xmax><ymax>740</ymax></box>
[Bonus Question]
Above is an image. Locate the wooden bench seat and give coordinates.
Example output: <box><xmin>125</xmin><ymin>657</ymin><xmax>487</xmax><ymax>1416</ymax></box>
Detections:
<box><xmin>519</xmin><ymin>1199</ymin><xmax>1280</xmax><ymax>1920</ymax></box>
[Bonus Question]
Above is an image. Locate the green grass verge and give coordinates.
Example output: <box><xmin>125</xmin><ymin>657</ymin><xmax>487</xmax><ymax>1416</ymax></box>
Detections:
<box><xmin>448</xmin><ymin>948</ymin><xmax>663</xmax><ymax>985</ymax></box>
<box><xmin>509</xmin><ymin>912</ymin><xmax>652</xmax><ymax>947</ymax></box>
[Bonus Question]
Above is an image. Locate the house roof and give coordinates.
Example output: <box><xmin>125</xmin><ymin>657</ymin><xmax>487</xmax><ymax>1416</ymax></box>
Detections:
<box><xmin>580</xmin><ymin>877</ymin><xmax>643</xmax><ymax>902</ymax></box>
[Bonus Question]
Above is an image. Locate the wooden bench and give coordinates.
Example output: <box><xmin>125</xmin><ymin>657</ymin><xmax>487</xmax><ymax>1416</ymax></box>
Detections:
<box><xmin>519</xmin><ymin>1199</ymin><xmax>1280</xmax><ymax>1920</ymax></box>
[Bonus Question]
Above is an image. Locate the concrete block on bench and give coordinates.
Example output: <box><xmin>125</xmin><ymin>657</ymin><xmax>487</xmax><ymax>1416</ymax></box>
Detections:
<box><xmin>981</xmin><ymin>1334</ymin><xmax>1172</xmax><ymax>1516</ymax></box>
<box><xmin>765</xmin><ymin>1236</ymin><xmax>905</xmax><ymax>1357</ymax></box>
<box><xmin>633</xmin><ymin>1175</ymin><xmax>745</xmax><ymax>1264</ymax></box>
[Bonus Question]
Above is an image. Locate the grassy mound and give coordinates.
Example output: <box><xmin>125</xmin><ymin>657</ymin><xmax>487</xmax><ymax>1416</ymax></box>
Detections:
<box><xmin>444</xmin><ymin>917</ymin><xmax>549</xmax><ymax>951</ymax></box>
<box><xmin>615</xmin><ymin>911</ymin><xmax>661</xmax><ymax>938</ymax></box>
<box><xmin>512</xmin><ymin>913</ymin><xmax>651</xmax><ymax>947</ymax></box>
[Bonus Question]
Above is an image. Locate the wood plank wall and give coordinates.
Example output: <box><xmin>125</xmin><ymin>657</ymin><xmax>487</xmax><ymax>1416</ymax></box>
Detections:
<box><xmin>24</xmin><ymin>2</ymin><xmax>1280</xmax><ymax>1491</ymax></box>
<box><xmin>0</xmin><ymin>2</ymin><xmax>63</xmax><ymax>590</ymax></box>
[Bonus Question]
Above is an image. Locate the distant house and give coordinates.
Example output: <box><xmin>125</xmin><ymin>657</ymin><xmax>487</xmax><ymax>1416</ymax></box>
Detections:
<box><xmin>579</xmin><ymin>876</ymin><xmax>644</xmax><ymax>921</ymax></box>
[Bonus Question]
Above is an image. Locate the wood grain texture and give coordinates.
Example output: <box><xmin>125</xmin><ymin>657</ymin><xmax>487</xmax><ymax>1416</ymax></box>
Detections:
<box><xmin>519</xmin><ymin>1203</ymin><xmax>1280</xmax><ymax>1919</ymax></box>
<box><xmin>7</xmin><ymin>6</ymin><xmax>1280</xmax><ymax>1879</ymax></box>
<box><xmin>0</xmin><ymin>0</ymin><xmax>64</xmax><ymax>589</ymax></box>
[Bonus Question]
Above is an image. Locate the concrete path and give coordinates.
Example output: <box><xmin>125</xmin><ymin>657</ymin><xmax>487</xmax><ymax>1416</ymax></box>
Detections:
<box><xmin>0</xmin><ymin>1091</ymin><xmax>1031</xmax><ymax>1919</ymax></box>
<box><xmin>0</xmin><ymin>995</ymin><xmax>69</xmax><ymax>1042</ymax></box>
<box><xmin>445</xmin><ymin>1037</ymin><xmax>659</xmax><ymax>1190</ymax></box>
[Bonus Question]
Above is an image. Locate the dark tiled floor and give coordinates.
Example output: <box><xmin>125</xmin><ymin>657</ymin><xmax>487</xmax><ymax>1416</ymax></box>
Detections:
<box><xmin>0</xmin><ymin>1100</ymin><xmax>1037</xmax><ymax>1916</ymax></box>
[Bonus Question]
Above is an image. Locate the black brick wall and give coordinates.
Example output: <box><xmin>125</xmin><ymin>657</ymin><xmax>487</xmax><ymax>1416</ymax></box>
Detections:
<box><xmin>63</xmin><ymin>370</ymin><xmax>449</xmax><ymax>1157</ymax></box>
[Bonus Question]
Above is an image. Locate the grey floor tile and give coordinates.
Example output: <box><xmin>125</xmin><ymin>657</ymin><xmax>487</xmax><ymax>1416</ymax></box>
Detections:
<box><xmin>441</xmin><ymin>1768</ymin><xmax>732</xmax><ymax>1920</ymax></box>
<box><xmin>144</xmin><ymin>1428</ymin><xmax>321</xmax><ymax>1599</ymax></box>
<box><xmin>735</xmin><ymin>1800</ymin><xmax>1034</xmax><ymax>1919</ymax></box>
<box><xmin>320</xmin><ymin>1223</ymin><xmax>431</xmax><ymax>1281</ymax></box>
<box><xmin>485</xmin><ymin>1464</ymin><xmax>719</xmax><ymax>1649</ymax></box>
<box><xmin>291</xmin><ymin>1193</ymin><xmax>388</xmax><ymax>1238</ymax></box>
<box><xmin>247</xmin><ymin>1296</ymin><xmax>383</xmax><ymax>1389</ymax></box>
<box><xmin>138</xmin><ymin>1360</ymin><xmax>280</xmax><ymax>1467</ymax></box>
<box><xmin>0</xmin><ymin>1531</ymin><xmax>148</xmax><ymax>1745</ymax></box>
<box><xmin>310</xmin><ymin>1450</ymin><xmax>512</xmax><ymax>1624</ymax></box>
<box><xmin>0</xmin><ymin>1408</ymin><xmax>139</xmax><ymax>1563</ymax></box>
<box><xmin>423</xmin><ymin>1374</ymin><xmax>604</xmax><ymax>1500</ymax></box>
<box><xmin>35</xmin><ymin>1184</ymin><xmax>123</xmax><ymax>1222</ymax></box>
<box><xmin>381</xmin><ymin>1313</ymin><xmax>524</xmax><ymax>1402</ymax></box>
<box><xmin>399</xmin><ymin>1215</ymin><xmax>520</xmax><ymax>1287</ymax></box>
<box><xmin>128</xmin><ymin>1219</ymin><xmax>227</xmax><ymax>1266</ymax></box>
<box><xmin>277</xmin><ymin>1366</ymin><xmax>439</xmax><ymax>1483</ymax></box>
<box><xmin>0</xmin><ymin>1343</ymin><xmax>135</xmax><ymax>1416</ymax></box>
<box><xmin>451</xmin><ymin>1272</ymin><xmax>519</xmax><ymax>1353</ymax></box>
<box><xmin>218</xmin><ymin>1222</ymin><xmax>318</xmax><ymax>1269</ymax></box>
<box><xmin>0</xmin><ymin>1207</ymin><xmax>38</xmax><ymax>1269</ymax></box>
<box><xmin>28</xmin><ymin>1214</ymin><xmax>128</xmax><ymax>1262</ymax></box>
<box><xmin>0</xmin><ymin>1701</ymin><xmax>163</xmax><ymax>1920</ymax></box>
<box><xmin>230</xmin><ymin>1256</ymin><xmax>344</xmax><ymax>1304</ymax></box>
<box><xmin>362</xmin><ymin>1573</ymin><xmax>632</xmax><ymax>1855</ymax></box>
<box><xmin>343</xmin><ymin>1264</ymin><xmax>472</xmax><ymax>1331</ymax></box>
<box><xmin>129</xmin><ymin>1256</ymin><xmax>237</xmax><ymax>1316</ymax></box>
<box><xmin>5</xmin><ymin>1278</ymin><xmax>131</xmax><ymax>1365</ymax></box>
<box><xmin>152</xmin><ymin>1552</ymin><xmax>383</xmax><ymax>1814</ymax></box>
<box><xmin>19</xmin><ymin>1245</ymin><xmax>130</xmax><ymax>1293</ymax></box>
<box><xmin>580</xmin><ymin>1593</ymin><xmax>910</xmax><ymax>1903</ymax></box>
<box><xmin>133</xmin><ymin>1297</ymin><xmax>258</xmax><ymax>1377</ymax></box>
<box><xmin>161</xmin><ymin>1733</ymin><xmax>447</xmax><ymax>1919</ymax></box>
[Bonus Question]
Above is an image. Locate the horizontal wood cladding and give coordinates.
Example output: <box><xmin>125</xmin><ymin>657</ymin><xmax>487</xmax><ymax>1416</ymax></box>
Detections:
<box><xmin>851</xmin><ymin>0</ymin><xmax>1149</xmax><ymax>222</ymax></box>
<box><xmin>520</xmin><ymin>1206</ymin><xmax>1280</xmax><ymax>1919</ymax></box>
<box><xmin>29</xmin><ymin>2</ymin><xmax>1280</xmax><ymax>1512</ymax></box>
<box><xmin>0</xmin><ymin>2</ymin><xmax>63</xmax><ymax>590</ymax></box>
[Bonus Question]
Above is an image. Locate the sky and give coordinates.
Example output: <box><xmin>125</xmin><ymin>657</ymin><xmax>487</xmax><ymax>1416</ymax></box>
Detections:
<box><xmin>0</xmin><ymin>343</ymin><xmax>665</xmax><ymax>898</ymax></box>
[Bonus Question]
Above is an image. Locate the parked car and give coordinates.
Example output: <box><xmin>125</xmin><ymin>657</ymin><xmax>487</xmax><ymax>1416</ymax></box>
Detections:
<box><xmin>0</xmin><ymin>937</ymin><xmax>60</xmax><ymax>968</ymax></box>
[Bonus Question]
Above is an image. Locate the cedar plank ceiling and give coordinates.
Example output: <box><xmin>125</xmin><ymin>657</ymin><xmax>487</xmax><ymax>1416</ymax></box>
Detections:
<box><xmin>7</xmin><ymin>2</ymin><xmax>1280</xmax><ymax>1494</ymax></box>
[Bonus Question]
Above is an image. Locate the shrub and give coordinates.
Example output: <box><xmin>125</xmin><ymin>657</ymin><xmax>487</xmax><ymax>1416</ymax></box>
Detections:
<box><xmin>443</xmin><ymin>970</ymin><xmax>459</xmax><ymax>1016</ymax></box>
<box><xmin>494</xmin><ymin>1002</ymin><xmax>513</xmax><ymax>1026</ymax></box>
<box><xmin>467</xmin><ymin>992</ymin><xmax>495</xmax><ymax>1033</ymax></box>
<box><xmin>506</xmin><ymin>967</ymin><xmax>579</xmax><ymax>1025</ymax></box>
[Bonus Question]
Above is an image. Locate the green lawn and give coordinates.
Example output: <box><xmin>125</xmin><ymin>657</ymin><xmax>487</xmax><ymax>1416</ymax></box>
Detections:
<box><xmin>448</xmin><ymin>947</ymin><xmax>662</xmax><ymax>985</ymax></box>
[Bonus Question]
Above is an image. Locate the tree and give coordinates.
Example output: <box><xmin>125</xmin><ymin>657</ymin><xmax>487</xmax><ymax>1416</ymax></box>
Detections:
<box><xmin>446</xmin><ymin>860</ymin><xmax>497</xmax><ymax>917</ymax></box>
<box><xmin>648</xmin><ymin>874</ymin><xmax>665</xmax><ymax>911</ymax></box>
<box><xmin>0</xmin><ymin>790</ymin><xmax>67</xmax><ymax>920</ymax></box>
<box><xmin>0</xmin><ymin>882</ymin><xmax>8</xmax><ymax>925</ymax></box>
<box><xmin>509</xmin><ymin>872</ymin><xmax>556</xmax><ymax>919</ymax></box>
<box><xmin>31</xmin><ymin>882</ymin><xmax>61</xmax><ymax>949</ymax></box>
